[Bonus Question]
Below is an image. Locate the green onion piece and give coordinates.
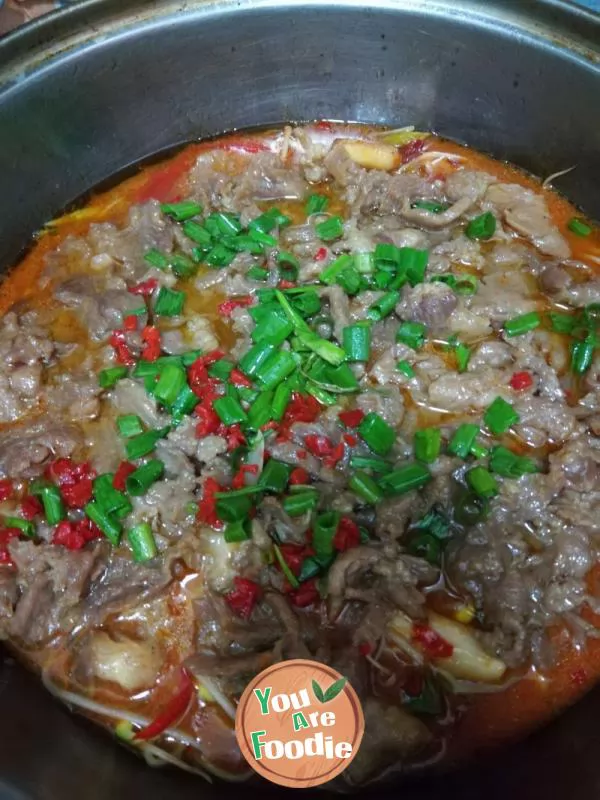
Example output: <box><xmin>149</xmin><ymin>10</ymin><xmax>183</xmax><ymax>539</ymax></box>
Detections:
<box><xmin>571</xmin><ymin>339</ymin><xmax>595</xmax><ymax>374</ymax></box>
<box><xmin>489</xmin><ymin>445</ymin><xmax>538</xmax><ymax>478</ymax></box>
<box><xmin>568</xmin><ymin>217</ymin><xmax>592</xmax><ymax>237</ymax></box>
<box><xmin>297</xmin><ymin>330</ymin><xmax>346</xmax><ymax>366</ymax></box>
<box><xmin>396</xmin><ymin>321</ymin><xmax>427</xmax><ymax>350</ymax></box>
<box><xmin>273</xmin><ymin>290</ymin><xmax>309</xmax><ymax>332</ymax></box>
<box><xmin>349</xmin><ymin>454</ymin><xmax>392</xmax><ymax>474</ymax></box>
<box><xmin>430</xmin><ymin>274</ymin><xmax>456</xmax><ymax>288</ymax></box>
<box><xmin>277</xmin><ymin>251</ymin><xmax>300</xmax><ymax>280</ymax></box>
<box><xmin>313</xmin><ymin>511</ymin><xmax>341</xmax><ymax>559</ymax></box>
<box><xmin>98</xmin><ymin>366</ymin><xmax>128</xmax><ymax>389</ymax></box>
<box><xmin>470</xmin><ymin>442</ymin><xmax>488</xmax><ymax>459</ymax></box>
<box><xmin>548</xmin><ymin>311</ymin><xmax>576</xmax><ymax>334</ymax></box>
<box><xmin>447</xmin><ymin>423</ymin><xmax>480</xmax><ymax>459</ymax></box>
<box><xmin>213</xmin><ymin>396</ymin><xmax>248</xmax><ymax>425</ymax></box>
<box><xmin>248</xmin><ymin>228</ymin><xmax>277</xmax><ymax>248</ymax></box>
<box><xmin>215</xmin><ymin>493</ymin><xmax>254</xmax><ymax>523</ymax></box>
<box><xmin>412</xmin><ymin>508</ymin><xmax>451</xmax><ymax>540</ymax></box>
<box><xmin>127</xmin><ymin>522</ymin><xmax>158</xmax><ymax>562</ymax></box>
<box><xmin>211</xmin><ymin>212</ymin><xmax>242</xmax><ymax>236</ymax></box>
<box><xmin>454</xmin><ymin>490</ymin><xmax>490</xmax><ymax>526</ymax></box>
<box><xmin>336</xmin><ymin>266</ymin><xmax>361</xmax><ymax>295</ymax></box>
<box><xmin>273</xmin><ymin>543</ymin><xmax>300</xmax><ymax>588</ymax></box>
<box><xmin>29</xmin><ymin>481</ymin><xmax>65</xmax><ymax>525</ymax></box>
<box><xmin>297</xmin><ymin>555</ymin><xmax>330</xmax><ymax>583</ymax></box>
<box><xmin>408</xmin><ymin>532</ymin><xmax>441</xmax><ymax>565</ymax></box>
<box><xmin>466</xmin><ymin>466</ymin><xmax>499</xmax><ymax>498</ymax></box>
<box><xmin>125</xmin><ymin>427</ymin><xmax>170</xmax><ymax>460</ymax></box>
<box><xmin>405</xmin><ymin>676</ymin><xmax>444</xmax><ymax>715</ymax></box>
<box><xmin>414</xmin><ymin>428</ymin><xmax>442</xmax><ymax>463</ymax></box>
<box><xmin>258</xmin><ymin>459</ymin><xmax>292</xmax><ymax>493</ymax></box>
<box><xmin>354</xmin><ymin>252</ymin><xmax>375</xmax><ymax>274</ymax></box>
<box><xmin>454</xmin><ymin>275</ymin><xmax>478</xmax><ymax>295</ymax></box>
<box><xmin>411</xmin><ymin>200</ymin><xmax>447</xmax><ymax>213</ymax></box>
<box><xmin>239</xmin><ymin>342</ymin><xmax>277</xmax><ymax>378</ymax></box>
<box><xmin>247</xmin><ymin>390</ymin><xmax>274</xmax><ymax>429</ymax></box>
<box><xmin>379</xmin><ymin>463</ymin><xmax>431</xmax><ymax>495</ymax></box>
<box><xmin>126</xmin><ymin>459</ymin><xmax>165</xmax><ymax>496</ymax></box>
<box><xmin>343</xmin><ymin>323</ymin><xmax>371</xmax><ymax>362</ymax></box>
<box><xmin>93</xmin><ymin>474</ymin><xmax>132</xmax><ymax>518</ymax></box>
<box><xmin>84</xmin><ymin>501</ymin><xmax>121</xmax><ymax>545</ymax></box>
<box><xmin>366</xmin><ymin>290</ymin><xmax>400</xmax><ymax>321</ymax></box>
<box><xmin>484</xmin><ymin>396</ymin><xmax>520</xmax><ymax>435</ymax></box>
<box><xmin>247</xmin><ymin>266</ymin><xmax>270</xmax><ymax>281</ymax></box>
<box><xmin>144</xmin><ymin>248</ymin><xmax>171</xmax><ymax>270</ymax></box>
<box><xmin>3</xmin><ymin>516</ymin><xmax>35</xmax><ymax>537</ymax></box>
<box><xmin>283</xmin><ymin>490</ymin><xmax>318</xmax><ymax>517</ymax></box>
<box><xmin>182</xmin><ymin>220</ymin><xmax>212</xmax><ymax>246</ymax></box>
<box><xmin>465</xmin><ymin>211</ymin><xmax>496</xmax><ymax>240</ymax></box>
<box><xmin>455</xmin><ymin>343</ymin><xmax>471</xmax><ymax>373</ymax></box>
<box><xmin>153</xmin><ymin>363</ymin><xmax>187</xmax><ymax>407</ymax></box>
<box><xmin>398</xmin><ymin>247</ymin><xmax>429</xmax><ymax>286</ymax></box>
<box><xmin>374</xmin><ymin>243</ymin><xmax>401</xmax><ymax>270</ymax></box>
<box><xmin>358</xmin><ymin>412</ymin><xmax>396</xmax><ymax>456</ymax></box>
<box><xmin>504</xmin><ymin>311</ymin><xmax>541</xmax><ymax>337</ymax></box>
<box><xmin>161</xmin><ymin>201</ymin><xmax>202</xmax><ymax>221</ymax></box>
<box><xmin>255</xmin><ymin>350</ymin><xmax>297</xmax><ymax>390</ymax></box>
<box><xmin>348</xmin><ymin>471</ymin><xmax>384</xmax><ymax>504</ymax></box>
<box><xmin>250</xmin><ymin>208</ymin><xmax>290</xmax><ymax>234</ymax></box>
<box><xmin>154</xmin><ymin>287</ymin><xmax>185</xmax><ymax>316</ymax></box>
<box><xmin>252</xmin><ymin>310</ymin><xmax>294</xmax><ymax>346</ymax></box>
<box><xmin>320</xmin><ymin>253</ymin><xmax>354</xmax><ymax>286</ymax></box>
<box><xmin>306</xmin><ymin>194</ymin><xmax>329</xmax><ymax>215</ymax></box>
<box><xmin>397</xmin><ymin>360</ymin><xmax>415</xmax><ymax>378</ymax></box>
<box><xmin>272</xmin><ymin>383</ymin><xmax>292</xmax><ymax>421</ymax></box>
<box><xmin>223</xmin><ymin>519</ymin><xmax>252</xmax><ymax>543</ymax></box>
<box><xmin>170</xmin><ymin>253</ymin><xmax>198</xmax><ymax>279</ymax></box>
<box><xmin>373</xmin><ymin>270</ymin><xmax>392</xmax><ymax>290</ymax></box>
<box><xmin>205</xmin><ymin>244</ymin><xmax>237</xmax><ymax>267</ymax></box>
<box><xmin>181</xmin><ymin>350</ymin><xmax>203</xmax><ymax>367</ymax></box>
<box><xmin>207</xmin><ymin>360</ymin><xmax>234</xmax><ymax>381</ymax></box>
<box><xmin>306</xmin><ymin>384</ymin><xmax>337</xmax><ymax>405</ymax></box>
<box><xmin>315</xmin><ymin>216</ymin><xmax>344</xmax><ymax>242</ymax></box>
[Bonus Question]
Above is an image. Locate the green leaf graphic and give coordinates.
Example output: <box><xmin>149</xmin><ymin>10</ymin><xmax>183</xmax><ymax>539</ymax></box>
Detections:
<box><xmin>323</xmin><ymin>677</ymin><xmax>347</xmax><ymax>702</ymax></box>
<box><xmin>312</xmin><ymin>679</ymin><xmax>325</xmax><ymax>703</ymax></box>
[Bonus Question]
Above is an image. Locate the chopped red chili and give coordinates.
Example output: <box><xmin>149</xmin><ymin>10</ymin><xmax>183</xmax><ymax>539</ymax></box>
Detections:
<box><xmin>196</xmin><ymin>477</ymin><xmax>223</xmax><ymax>528</ymax></box>
<box><xmin>109</xmin><ymin>330</ymin><xmax>135</xmax><ymax>366</ymax></box>
<box><xmin>134</xmin><ymin>668</ymin><xmax>194</xmax><ymax>741</ymax></box>
<box><xmin>289</xmin><ymin>467</ymin><xmax>310</xmax><ymax>485</ymax></box>
<box><xmin>399</xmin><ymin>138</ymin><xmax>425</xmax><ymax>164</ymax></box>
<box><xmin>20</xmin><ymin>496</ymin><xmax>43</xmax><ymax>520</ymax></box>
<box><xmin>113</xmin><ymin>461</ymin><xmax>136</xmax><ymax>491</ymax></box>
<box><xmin>315</xmin><ymin>247</ymin><xmax>328</xmax><ymax>262</ymax></box>
<box><xmin>277</xmin><ymin>544</ymin><xmax>306</xmax><ymax>577</ymax></box>
<box><xmin>231</xmin><ymin>464</ymin><xmax>259</xmax><ymax>490</ymax></box>
<box><xmin>510</xmin><ymin>371</ymin><xmax>533</xmax><ymax>391</ymax></box>
<box><xmin>128</xmin><ymin>278</ymin><xmax>158</xmax><ymax>296</ymax></box>
<box><xmin>224</xmin><ymin>576</ymin><xmax>262</xmax><ymax>619</ymax></box>
<box><xmin>61</xmin><ymin>478</ymin><xmax>93</xmax><ymax>509</ymax></box>
<box><xmin>218</xmin><ymin>297</ymin><xmax>254</xmax><ymax>316</ymax></box>
<box><xmin>141</xmin><ymin>326</ymin><xmax>161</xmax><ymax>362</ymax></box>
<box><xmin>333</xmin><ymin>517</ymin><xmax>360</xmax><ymax>552</ymax></box>
<box><xmin>304</xmin><ymin>434</ymin><xmax>334</xmax><ymax>458</ymax></box>
<box><xmin>289</xmin><ymin>578</ymin><xmax>320</xmax><ymax>608</ymax></box>
<box><xmin>283</xmin><ymin>393</ymin><xmax>322</xmax><ymax>426</ymax></box>
<box><xmin>323</xmin><ymin>441</ymin><xmax>345</xmax><ymax>468</ymax></box>
<box><xmin>221</xmin><ymin>424</ymin><xmax>246</xmax><ymax>451</ymax></box>
<box><xmin>123</xmin><ymin>314</ymin><xmax>138</xmax><ymax>332</ymax></box>
<box><xmin>343</xmin><ymin>433</ymin><xmax>358</xmax><ymax>447</ymax></box>
<box><xmin>229</xmin><ymin>368</ymin><xmax>252</xmax><ymax>388</ymax></box>
<box><xmin>0</xmin><ymin>527</ymin><xmax>21</xmax><ymax>566</ymax></box>
<box><xmin>0</xmin><ymin>479</ymin><xmax>13</xmax><ymax>502</ymax></box>
<box><xmin>277</xmin><ymin>280</ymin><xmax>296</xmax><ymax>289</ymax></box>
<box><xmin>53</xmin><ymin>521</ymin><xmax>86</xmax><ymax>550</ymax></box>
<box><xmin>47</xmin><ymin>459</ymin><xmax>95</xmax><ymax>509</ymax></box>
<box><xmin>338</xmin><ymin>409</ymin><xmax>365</xmax><ymax>428</ymax></box>
<box><xmin>411</xmin><ymin>622</ymin><xmax>454</xmax><ymax>659</ymax></box>
<box><xmin>194</xmin><ymin>405</ymin><xmax>221</xmax><ymax>438</ymax></box>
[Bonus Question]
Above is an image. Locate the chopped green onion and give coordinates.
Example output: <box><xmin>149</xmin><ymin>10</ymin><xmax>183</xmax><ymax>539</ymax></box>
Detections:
<box><xmin>430</xmin><ymin>274</ymin><xmax>456</xmax><ymax>288</ymax></box>
<box><xmin>414</xmin><ymin>428</ymin><xmax>441</xmax><ymax>463</ymax></box>
<box><xmin>255</xmin><ymin>350</ymin><xmax>297</xmax><ymax>390</ymax></box>
<box><xmin>379</xmin><ymin>463</ymin><xmax>431</xmax><ymax>495</ymax></box>
<box><xmin>125</xmin><ymin>427</ymin><xmax>170</xmax><ymax>460</ymax></box>
<box><xmin>397</xmin><ymin>360</ymin><xmax>415</xmax><ymax>378</ymax></box>
<box><xmin>348</xmin><ymin>471</ymin><xmax>384</xmax><ymax>504</ymax></box>
<box><xmin>343</xmin><ymin>323</ymin><xmax>371</xmax><ymax>362</ymax></box>
<box><xmin>215</xmin><ymin>493</ymin><xmax>254</xmax><ymax>523</ymax></box>
<box><xmin>3</xmin><ymin>516</ymin><xmax>34</xmax><ymax>537</ymax></box>
<box><xmin>93</xmin><ymin>474</ymin><xmax>132</xmax><ymax>518</ymax></box>
<box><xmin>182</xmin><ymin>220</ymin><xmax>212</xmax><ymax>246</ymax></box>
<box><xmin>153</xmin><ymin>363</ymin><xmax>187</xmax><ymax>407</ymax></box>
<box><xmin>117</xmin><ymin>415</ymin><xmax>144</xmax><ymax>438</ymax></box>
<box><xmin>455</xmin><ymin>343</ymin><xmax>471</xmax><ymax>373</ymax></box>
<box><xmin>466</xmin><ymin>466</ymin><xmax>499</xmax><ymax>498</ymax></box>
<box><xmin>408</xmin><ymin>532</ymin><xmax>441</xmax><ymax>565</ymax></box>
<box><xmin>454</xmin><ymin>275</ymin><xmax>478</xmax><ymax>295</ymax></box>
<box><xmin>252</xmin><ymin>310</ymin><xmax>294</xmax><ymax>346</ymax></box>
<box><xmin>223</xmin><ymin>519</ymin><xmax>252</xmax><ymax>543</ymax></box>
<box><xmin>207</xmin><ymin>360</ymin><xmax>234</xmax><ymax>381</ymax></box>
<box><xmin>412</xmin><ymin>508</ymin><xmax>451</xmax><ymax>541</ymax></box>
<box><xmin>470</xmin><ymin>442</ymin><xmax>488</xmax><ymax>459</ymax></box>
<box><xmin>568</xmin><ymin>217</ymin><xmax>592</xmax><ymax>237</ymax></box>
<box><xmin>29</xmin><ymin>481</ymin><xmax>65</xmax><ymax>525</ymax></box>
<box><xmin>571</xmin><ymin>338</ymin><xmax>594</xmax><ymax>374</ymax></box>
<box><xmin>465</xmin><ymin>211</ymin><xmax>496</xmax><ymax>240</ymax></box>
<box><xmin>210</xmin><ymin>212</ymin><xmax>242</xmax><ymax>236</ymax></box>
<box><xmin>98</xmin><ymin>366</ymin><xmax>128</xmax><ymax>389</ymax></box>
<box><xmin>374</xmin><ymin>243</ymin><xmax>401</xmax><ymax>270</ymax></box>
<box><xmin>548</xmin><ymin>311</ymin><xmax>576</xmax><ymax>334</ymax></box>
<box><xmin>213</xmin><ymin>396</ymin><xmax>248</xmax><ymax>425</ymax></box>
<box><xmin>504</xmin><ymin>311</ymin><xmax>541</xmax><ymax>337</ymax></box>
<box><xmin>320</xmin><ymin>253</ymin><xmax>354</xmax><ymax>286</ymax></box>
<box><xmin>248</xmin><ymin>228</ymin><xmax>277</xmax><ymax>248</ymax></box>
<box><xmin>272</xmin><ymin>383</ymin><xmax>292</xmax><ymax>421</ymax></box>
<box><xmin>484</xmin><ymin>397</ymin><xmax>519</xmax><ymax>435</ymax></box>
<box><xmin>454</xmin><ymin>490</ymin><xmax>490</xmax><ymax>526</ymax></box>
<box><xmin>306</xmin><ymin>194</ymin><xmax>329</xmax><ymax>215</ymax></box>
<box><xmin>239</xmin><ymin>342</ymin><xmax>277</xmax><ymax>378</ymax></box>
<box><xmin>297</xmin><ymin>330</ymin><xmax>346</xmax><ymax>366</ymax></box>
<box><xmin>447</xmin><ymin>424</ymin><xmax>480</xmax><ymax>459</ymax></box>
<box><xmin>396</xmin><ymin>321</ymin><xmax>427</xmax><ymax>350</ymax></box>
<box><xmin>282</xmin><ymin>490</ymin><xmax>318</xmax><ymax>517</ymax></box>
<box><xmin>366</xmin><ymin>290</ymin><xmax>400</xmax><ymax>321</ymax></box>
<box><xmin>411</xmin><ymin>200</ymin><xmax>446</xmax><ymax>213</ymax></box>
<box><xmin>144</xmin><ymin>248</ymin><xmax>170</xmax><ymax>270</ymax></box>
<box><xmin>126</xmin><ymin>459</ymin><xmax>165</xmax><ymax>496</ymax></box>
<box><xmin>398</xmin><ymin>248</ymin><xmax>429</xmax><ymax>286</ymax></box>
<box><xmin>247</xmin><ymin>390</ymin><xmax>274</xmax><ymax>429</ymax></box>
<box><xmin>169</xmin><ymin>253</ymin><xmax>197</xmax><ymax>279</ymax></box>
<box><xmin>313</xmin><ymin>511</ymin><xmax>341</xmax><ymax>559</ymax></box>
<box><xmin>315</xmin><ymin>216</ymin><xmax>344</xmax><ymax>242</ymax></box>
<box><xmin>205</xmin><ymin>244</ymin><xmax>237</xmax><ymax>267</ymax></box>
<box><xmin>349</xmin><ymin>454</ymin><xmax>393</xmax><ymax>474</ymax></box>
<box><xmin>154</xmin><ymin>287</ymin><xmax>185</xmax><ymax>316</ymax></box>
<box><xmin>358</xmin><ymin>412</ymin><xmax>396</xmax><ymax>456</ymax></box>
<box><xmin>84</xmin><ymin>502</ymin><xmax>121</xmax><ymax>545</ymax></box>
<box><xmin>127</xmin><ymin>522</ymin><xmax>158</xmax><ymax>561</ymax></box>
<box><xmin>336</xmin><ymin>266</ymin><xmax>361</xmax><ymax>295</ymax></box>
<box><xmin>354</xmin><ymin>252</ymin><xmax>375</xmax><ymax>274</ymax></box>
<box><xmin>273</xmin><ymin>543</ymin><xmax>300</xmax><ymax>588</ymax></box>
<box><xmin>161</xmin><ymin>201</ymin><xmax>202</xmax><ymax>221</ymax></box>
<box><xmin>258</xmin><ymin>459</ymin><xmax>292</xmax><ymax>493</ymax></box>
<box><xmin>277</xmin><ymin>251</ymin><xmax>300</xmax><ymax>281</ymax></box>
<box><xmin>247</xmin><ymin>266</ymin><xmax>270</xmax><ymax>281</ymax></box>
<box><xmin>489</xmin><ymin>446</ymin><xmax>538</xmax><ymax>478</ymax></box>
<box><xmin>306</xmin><ymin>384</ymin><xmax>337</xmax><ymax>406</ymax></box>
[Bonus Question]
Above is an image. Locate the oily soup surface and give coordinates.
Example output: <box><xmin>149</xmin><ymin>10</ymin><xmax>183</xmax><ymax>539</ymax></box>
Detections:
<box><xmin>0</xmin><ymin>123</ymin><xmax>599</xmax><ymax>784</ymax></box>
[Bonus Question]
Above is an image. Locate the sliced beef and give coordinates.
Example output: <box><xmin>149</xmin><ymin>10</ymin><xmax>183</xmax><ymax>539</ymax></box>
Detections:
<box><xmin>396</xmin><ymin>282</ymin><xmax>457</xmax><ymax>330</ymax></box>
<box><xmin>0</xmin><ymin>417</ymin><xmax>82</xmax><ymax>478</ymax></box>
<box><xmin>55</xmin><ymin>275</ymin><xmax>142</xmax><ymax>341</ymax></box>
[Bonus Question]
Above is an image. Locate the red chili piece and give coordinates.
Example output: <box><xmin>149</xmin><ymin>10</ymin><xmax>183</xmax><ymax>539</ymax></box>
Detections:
<box><xmin>282</xmin><ymin>393</ymin><xmax>322</xmax><ymax>426</ymax></box>
<box><xmin>134</xmin><ymin>669</ymin><xmax>194</xmax><ymax>741</ymax></box>
<box><xmin>195</xmin><ymin>405</ymin><xmax>221</xmax><ymax>438</ymax></box>
<box><xmin>113</xmin><ymin>461</ymin><xmax>136</xmax><ymax>492</ymax></box>
<box><xmin>289</xmin><ymin>467</ymin><xmax>309</xmax><ymax>485</ymax></box>
<box><xmin>412</xmin><ymin>622</ymin><xmax>454</xmax><ymax>659</ymax></box>
<box><xmin>20</xmin><ymin>496</ymin><xmax>43</xmax><ymax>520</ymax></box>
<box><xmin>333</xmin><ymin>518</ymin><xmax>361</xmax><ymax>552</ymax></box>
<box><xmin>109</xmin><ymin>330</ymin><xmax>135</xmax><ymax>366</ymax></box>
<box><xmin>196</xmin><ymin>477</ymin><xmax>223</xmax><ymax>528</ymax></box>
<box><xmin>278</xmin><ymin>544</ymin><xmax>307</xmax><ymax>577</ymax></box>
<box><xmin>277</xmin><ymin>280</ymin><xmax>296</xmax><ymax>289</ymax></box>
<box><xmin>129</xmin><ymin>278</ymin><xmax>158</xmax><ymax>296</ymax></box>
<box><xmin>304</xmin><ymin>434</ymin><xmax>334</xmax><ymax>458</ymax></box>
<box><xmin>123</xmin><ymin>315</ymin><xmax>138</xmax><ymax>332</ymax></box>
<box><xmin>0</xmin><ymin>479</ymin><xmax>14</xmax><ymax>501</ymax></box>
<box><xmin>323</xmin><ymin>441</ymin><xmax>345</xmax><ymax>468</ymax></box>
<box><xmin>141</xmin><ymin>326</ymin><xmax>161</xmax><ymax>362</ymax></box>
<box><xmin>510</xmin><ymin>371</ymin><xmax>533</xmax><ymax>391</ymax></box>
<box><xmin>338</xmin><ymin>409</ymin><xmax>365</xmax><ymax>428</ymax></box>
<box><xmin>343</xmin><ymin>434</ymin><xmax>358</xmax><ymax>447</ymax></box>
<box><xmin>288</xmin><ymin>578</ymin><xmax>320</xmax><ymax>608</ymax></box>
<box><xmin>231</xmin><ymin>464</ymin><xmax>259</xmax><ymax>490</ymax></box>
<box><xmin>218</xmin><ymin>296</ymin><xmax>254</xmax><ymax>317</ymax></box>
<box><xmin>47</xmin><ymin>459</ymin><xmax>95</xmax><ymax>509</ymax></box>
<box><xmin>229</xmin><ymin>368</ymin><xmax>252</xmax><ymax>388</ymax></box>
<box><xmin>224</xmin><ymin>577</ymin><xmax>262</xmax><ymax>619</ymax></box>
<box><xmin>221</xmin><ymin>424</ymin><xmax>246</xmax><ymax>451</ymax></box>
<box><xmin>399</xmin><ymin>138</ymin><xmax>425</xmax><ymax>164</ymax></box>
<box><xmin>0</xmin><ymin>527</ymin><xmax>21</xmax><ymax>566</ymax></box>
<box><xmin>315</xmin><ymin>247</ymin><xmax>328</xmax><ymax>262</ymax></box>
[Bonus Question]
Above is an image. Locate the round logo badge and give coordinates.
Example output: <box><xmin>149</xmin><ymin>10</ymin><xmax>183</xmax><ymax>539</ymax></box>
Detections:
<box><xmin>235</xmin><ymin>658</ymin><xmax>364</xmax><ymax>788</ymax></box>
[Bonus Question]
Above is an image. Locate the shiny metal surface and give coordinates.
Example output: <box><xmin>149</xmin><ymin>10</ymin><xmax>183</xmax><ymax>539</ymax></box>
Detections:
<box><xmin>0</xmin><ymin>1</ymin><xmax>599</xmax><ymax>798</ymax></box>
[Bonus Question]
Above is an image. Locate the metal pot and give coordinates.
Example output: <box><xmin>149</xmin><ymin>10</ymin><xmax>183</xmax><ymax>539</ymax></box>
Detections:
<box><xmin>0</xmin><ymin>1</ymin><xmax>599</xmax><ymax>797</ymax></box>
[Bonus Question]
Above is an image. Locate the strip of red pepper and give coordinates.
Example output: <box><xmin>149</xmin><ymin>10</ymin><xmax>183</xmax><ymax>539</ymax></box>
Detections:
<box><xmin>134</xmin><ymin>668</ymin><xmax>194</xmax><ymax>741</ymax></box>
